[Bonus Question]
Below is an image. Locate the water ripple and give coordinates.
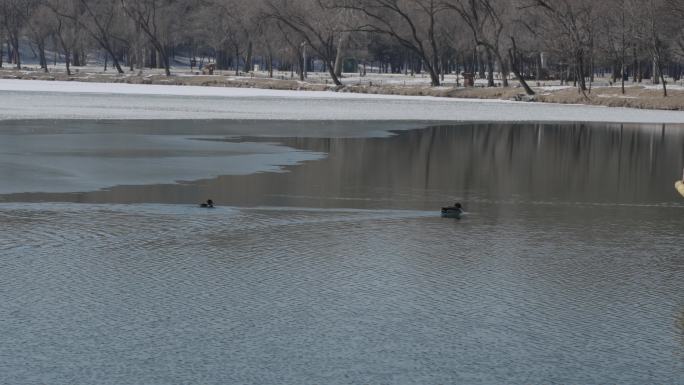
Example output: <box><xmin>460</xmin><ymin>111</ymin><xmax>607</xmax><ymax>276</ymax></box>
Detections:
<box><xmin>0</xmin><ymin>203</ymin><xmax>682</xmax><ymax>385</ymax></box>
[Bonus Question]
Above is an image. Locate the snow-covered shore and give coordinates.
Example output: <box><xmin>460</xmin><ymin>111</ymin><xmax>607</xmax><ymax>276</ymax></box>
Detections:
<box><xmin>0</xmin><ymin>79</ymin><xmax>683</xmax><ymax>123</ymax></box>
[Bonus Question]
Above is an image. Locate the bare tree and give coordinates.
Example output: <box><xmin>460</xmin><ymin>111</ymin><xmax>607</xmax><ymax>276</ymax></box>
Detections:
<box><xmin>255</xmin><ymin>13</ymin><xmax>282</xmax><ymax>78</ymax></box>
<box><xmin>335</xmin><ymin>0</ymin><xmax>447</xmax><ymax>86</ymax></box>
<box><xmin>508</xmin><ymin>36</ymin><xmax>535</xmax><ymax>95</ymax></box>
<box><xmin>265</xmin><ymin>0</ymin><xmax>345</xmax><ymax>85</ymax></box>
<box><xmin>445</xmin><ymin>0</ymin><xmax>512</xmax><ymax>87</ymax></box>
<box><xmin>598</xmin><ymin>0</ymin><xmax>632</xmax><ymax>94</ymax></box>
<box><xmin>277</xmin><ymin>20</ymin><xmax>308</xmax><ymax>80</ymax></box>
<box><xmin>48</xmin><ymin>0</ymin><xmax>82</xmax><ymax>75</ymax></box>
<box><xmin>1</xmin><ymin>0</ymin><xmax>23</xmax><ymax>68</ymax></box>
<box><xmin>523</xmin><ymin>0</ymin><xmax>596</xmax><ymax>93</ymax></box>
<box><xmin>196</xmin><ymin>0</ymin><xmax>247</xmax><ymax>75</ymax></box>
<box><xmin>120</xmin><ymin>0</ymin><xmax>182</xmax><ymax>76</ymax></box>
<box><xmin>50</xmin><ymin>0</ymin><xmax>126</xmax><ymax>73</ymax></box>
<box><xmin>666</xmin><ymin>0</ymin><xmax>684</xmax><ymax>60</ymax></box>
<box><xmin>0</xmin><ymin>26</ymin><xmax>3</xmax><ymax>68</ymax></box>
<box><xmin>641</xmin><ymin>0</ymin><xmax>668</xmax><ymax>96</ymax></box>
<box><xmin>330</xmin><ymin>6</ymin><xmax>356</xmax><ymax>78</ymax></box>
<box><xmin>0</xmin><ymin>0</ymin><xmax>681</xmax><ymax>93</ymax></box>
<box><xmin>23</xmin><ymin>1</ymin><xmax>54</xmax><ymax>72</ymax></box>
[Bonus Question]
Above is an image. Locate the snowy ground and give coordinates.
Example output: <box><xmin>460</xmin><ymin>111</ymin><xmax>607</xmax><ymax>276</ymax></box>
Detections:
<box><xmin>0</xmin><ymin>79</ymin><xmax>683</xmax><ymax>123</ymax></box>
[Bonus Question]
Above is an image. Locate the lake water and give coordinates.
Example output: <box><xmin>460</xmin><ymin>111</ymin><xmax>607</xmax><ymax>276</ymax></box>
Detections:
<box><xmin>1</xmin><ymin>120</ymin><xmax>683</xmax><ymax>384</ymax></box>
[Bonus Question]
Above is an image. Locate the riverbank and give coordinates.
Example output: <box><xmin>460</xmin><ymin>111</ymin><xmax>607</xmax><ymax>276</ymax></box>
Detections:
<box><xmin>1</xmin><ymin>78</ymin><xmax>684</xmax><ymax>123</ymax></box>
<box><xmin>2</xmin><ymin>67</ymin><xmax>683</xmax><ymax>112</ymax></box>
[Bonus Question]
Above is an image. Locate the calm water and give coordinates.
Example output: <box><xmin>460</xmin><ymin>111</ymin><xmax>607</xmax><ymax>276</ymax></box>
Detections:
<box><xmin>1</xmin><ymin>120</ymin><xmax>683</xmax><ymax>384</ymax></box>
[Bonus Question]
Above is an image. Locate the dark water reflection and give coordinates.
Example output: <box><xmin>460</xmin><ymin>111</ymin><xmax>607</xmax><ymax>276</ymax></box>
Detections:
<box><xmin>6</xmin><ymin>122</ymin><xmax>684</xmax><ymax>208</ymax></box>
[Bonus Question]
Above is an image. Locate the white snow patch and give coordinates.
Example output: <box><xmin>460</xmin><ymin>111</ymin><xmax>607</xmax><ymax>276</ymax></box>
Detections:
<box><xmin>597</xmin><ymin>94</ymin><xmax>638</xmax><ymax>99</ymax></box>
<box><xmin>0</xmin><ymin>79</ymin><xmax>682</xmax><ymax>124</ymax></box>
<box><xmin>0</xmin><ymin>78</ymin><xmax>504</xmax><ymax>102</ymax></box>
<box><xmin>538</xmin><ymin>86</ymin><xmax>574</xmax><ymax>91</ymax></box>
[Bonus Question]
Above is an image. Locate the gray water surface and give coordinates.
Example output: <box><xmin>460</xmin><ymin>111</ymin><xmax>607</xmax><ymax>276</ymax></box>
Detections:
<box><xmin>1</xmin><ymin>120</ymin><xmax>683</xmax><ymax>384</ymax></box>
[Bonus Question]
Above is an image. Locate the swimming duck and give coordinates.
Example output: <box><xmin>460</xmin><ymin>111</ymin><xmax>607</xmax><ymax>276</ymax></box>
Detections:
<box><xmin>441</xmin><ymin>202</ymin><xmax>464</xmax><ymax>218</ymax></box>
<box><xmin>200</xmin><ymin>199</ymin><xmax>214</xmax><ymax>208</ymax></box>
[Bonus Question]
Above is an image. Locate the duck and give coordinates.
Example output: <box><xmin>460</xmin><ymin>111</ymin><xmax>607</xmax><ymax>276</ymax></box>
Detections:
<box><xmin>200</xmin><ymin>199</ymin><xmax>215</xmax><ymax>208</ymax></box>
<box><xmin>441</xmin><ymin>202</ymin><xmax>464</xmax><ymax>218</ymax></box>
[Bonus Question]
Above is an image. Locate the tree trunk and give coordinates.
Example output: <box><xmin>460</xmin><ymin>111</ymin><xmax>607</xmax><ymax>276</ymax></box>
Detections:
<box><xmin>216</xmin><ymin>49</ymin><xmax>226</xmax><ymax>70</ymax></box>
<box><xmin>57</xmin><ymin>35</ymin><xmax>72</xmax><ymax>76</ymax></box>
<box><xmin>65</xmin><ymin>50</ymin><xmax>71</xmax><ymax>76</ymax></box>
<box><xmin>243</xmin><ymin>41</ymin><xmax>253</xmax><ymax>72</ymax></box>
<box><xmin>11</xmin><ymin>35</ymin><xmax>20</xmax><ymax>69</ymax></box>
<box><xmin>110</xmin><ymin>51</ymin><xmax>124</xmax><ymax>74</ymax></box>
<box><xmin>137</xmin><ymin>44</ymin><xmax>144</xmax><ymax>75</ymax></box>
<box><xmin>333</xmin><ymin>32</ymin><xmax>349</xmax><ymax>78</ymax></box>
<box><xmin>298</xmin><ymin>52</ymin><xmax>304</xmax><ymax>81</ymax></box>
<box><xmin>326</xmin><ymin>59</ymin><xmax>342</xmax><ymax>86</ymax></box>
<box><xmin>655</xmin><ymin>56</ymin><xmax>667</xmax><ymax>97</ymax></box>
<box><xmin>149</xmin><ymin>47</ymin><xmax>156</xmax><ymax>68</ymax></box>
<box><xmin>235</xmin><ymin>46</ymin><xmax>240</xmax><ymax>76</ymax></box>
<box><xmin>151</xmin><ymin>44</ymin><xmax>172</xmax><ymax>76</ymax></box>
<box><xmin>302</xmin><ymin>44</ymin><xmax>307</xmax><ymax>79</ymax></box>
<box><xmin>38</xmin><ymin>41</ymin><xmax>48</xmax><ymax>73</ymax></box>
<box><xmin>92</xmin><ymin>33</ymin><xmax>124</xmax><ymax>74</ymax></box>
<box><xmin>403</xmin><ymin>50</ymin><xmax>408</xmax><ymax>75</ymax></box>
<box><xmin>440</xmin><ymin>58</ymin><xmax>445</xmax><ymax>83</ymax></box>
<box><xmin>621</xmin><ymin>61</ymin><xmax>625</xmax><ymax>95</ymax></box>
<box><xmin>576</xmin><ymin>50</ymin><xmax>587</xmax><ymax>91</ymax></box>
<box><xmin>72</xmin><ymin>48</ymin><xmax>81</xmax><ymax>67</ymax></box>
<box><xmin>510</xmin><ymin>60</ymin><xmax>534</xmax><ymax>95</ymax></box>
<box><xmin>427</xmin><ymin>66</ymin><xmax>440</xmax><ymax>87</ymax></box>
<box><xmin>588</xmin><ymin>51</ymin><xmax>594</xmax><ymax>93</ymax></box>
<box><xmin>508</xmin><ymin>38</ymin><xmax>535</xmax><ymax>96</ymax></box>
<box><xmin>157</xmin><ymin>49</ymin><xmax>163</xmax><ymax>70</ymax></box>
<box><xmin>496</xmin><ymin>52</ymin><xmax>510</xmax><ymax>87</ymax></box>
<box><xmin>589</xmin><ymin>48</ymin><xmax>595</xmax><ymax>83</ymax></box>
<box><xmin>162</xmin><ymin>48</ymin><xmax>171</xmax><ymax>76</ymax></box>
<box><xmin>477</xmin><ymin>50</ymin><xmax>485</xmax><ymax>79</ymax></box>
<box><xmin>426</xmin><ymin>51</ymin><xmax>441</xmax><ymax>86</ymax></box>
<box><xmin>486</xmin><ymin>48</ymin><xmax>495</xmax><ymax>87</ymax></box>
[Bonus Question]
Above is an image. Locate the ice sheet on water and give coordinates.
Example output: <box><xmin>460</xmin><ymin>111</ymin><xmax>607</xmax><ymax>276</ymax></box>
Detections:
<box><xmin>0</xmin><ymin>133</ymin><xmax>325</xmax><ymax>194</ymax></box>
<box><xmin>0</xmin><ymin>79</ymin><xmax>683</xmax><ymax>123</ymax></box>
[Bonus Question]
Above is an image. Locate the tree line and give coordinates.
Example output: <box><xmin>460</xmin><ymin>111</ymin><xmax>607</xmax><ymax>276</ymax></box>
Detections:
<box><xmin>1</xmin><ymin>0</ymin><xmax>683</xmax><ymax>96</ymax></box>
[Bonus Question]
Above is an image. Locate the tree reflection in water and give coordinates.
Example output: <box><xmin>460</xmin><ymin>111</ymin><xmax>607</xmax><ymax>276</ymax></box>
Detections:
<box><xmin>6</xmin><ymin>122</ymin><xmax>684</xmax><ymax>208</ymax></box>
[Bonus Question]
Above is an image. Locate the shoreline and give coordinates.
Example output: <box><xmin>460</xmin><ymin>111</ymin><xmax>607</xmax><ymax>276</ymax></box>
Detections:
<box><xmin>2</xmin><ymin>67</ymin><xmax>684</xmax><ymax>112</ymax></box>
<box><xmin>0</xmin><ymin>77</ymin><xmax>683</xmax><ymax>124</ymax></box>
